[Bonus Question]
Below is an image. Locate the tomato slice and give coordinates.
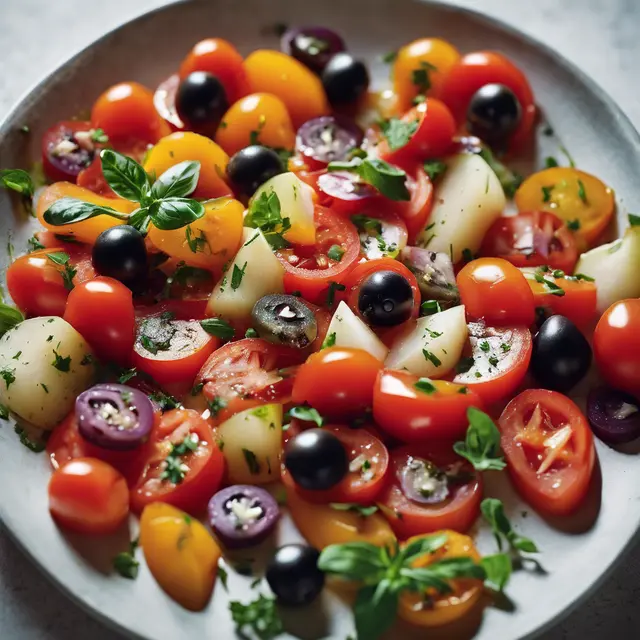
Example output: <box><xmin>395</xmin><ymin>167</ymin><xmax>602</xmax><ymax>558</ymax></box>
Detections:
<box><xmin>480</xmin><ymin>211</ymin><xmax>578</xmax><ymax>274</ymax></box>
<box><xmin>452</xmin><ymin>322</ymin><xmax>532</xmax><ymax>406</ymax></box>
<box><xmin>377</xmin><ymin>444</ymin><xmax>482</xmax><ymax>539</ymax></box>
<box><xmin>277</xmin><ymin>206</ymin><xmax>360</xmax><ymax>303</ymax></box>
<box><xmin>392</xmin><ymin>166</ymin><xmax>434</xmax><ymax>244</ymax></box>
<box><xmin>373</xmin><ymin>370</ymin><xmax>484</xmax><ymax>443</ymax></box>
<box><xmin>282</xmin><ymin>425</ymin><xmax>389</xmax><ymax>505</ymax></box>
<box><xmin>499</xmin><ymin>389</ymin><xmax>596</xmax><ymax>516</ymax></box>
<box><xmin>130</xmin><ymin>409</ymin><xmax>225</xmax><ymax>515</ymax></box>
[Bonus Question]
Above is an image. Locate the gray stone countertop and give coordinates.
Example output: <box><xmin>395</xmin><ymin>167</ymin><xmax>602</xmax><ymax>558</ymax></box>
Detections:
<box><xmin>0</xmin><ymin>0</ymin><xmax>639</xmax><ymax>638</ymax></box>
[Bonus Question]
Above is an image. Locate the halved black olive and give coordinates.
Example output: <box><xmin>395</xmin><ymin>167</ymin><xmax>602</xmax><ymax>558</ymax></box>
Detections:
<box><xmin>251</xmin><ymin>294</ymin><xmax>317</xmax><ymax>348</ymax></box>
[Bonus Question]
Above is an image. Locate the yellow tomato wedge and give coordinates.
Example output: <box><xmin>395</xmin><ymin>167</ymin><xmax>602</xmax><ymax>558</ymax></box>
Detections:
<box><xmin>37</xmin><ymin>182</ymin><xmax>136</xmax><ymax>244</ymax></box>
<box><xmin>139</xmin><ymin>502</ymin><xmax>221</xmax><ymax>611</ymax></box>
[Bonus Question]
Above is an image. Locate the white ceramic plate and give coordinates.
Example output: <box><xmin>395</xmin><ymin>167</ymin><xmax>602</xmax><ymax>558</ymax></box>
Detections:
<box><xmin>1</xmin><ymin>1</ymin><xmax>639</xmax><ymax>639</ymax></box>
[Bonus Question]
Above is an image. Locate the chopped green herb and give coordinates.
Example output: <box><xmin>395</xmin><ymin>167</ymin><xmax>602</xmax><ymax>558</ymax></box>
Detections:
<box><xmin>14</xmin><ymin>425</ymin><xmax>45</xmax><ymax>452</ymax></box>
<box><xmin>541</xmin><ymin>185</ymin><xmax>554</xmax><ymax>203</ymax></box>
<box><xmin>573</xmin><ymin>273</ymin><xmax>595</xmax><ymax>282</ymax></box>
<box><xmin>321</xmin><ymin>332</ymin><xmax>337</xmax><ymax>349</ymax></box>
<box><xmin>149</xmin><ymin>390</ymin><xmax>180</xmax><ymax>411</ymax></box>
<box><xmin>326</xmin><ymin>281</ymin><xmax>346</xmax><ymax>306</ymax></box>
<box><xmin>422</xmin><ymin>349</ymin><xmax>442</xmax><ymax>367</ymax></box>
<box><xmin>200</xmin><ymin>318</ymin><xmax>235</xmax><ymax>340</ymax></box>
<box><xmin>327</xmin><ymin>158</ymin><xmax>409</xmax><ymax>201</ymax></box>
<box><xmin>461</xmin><ymin>248</ymin><xmax>475</xmax><ymax>263</ymax></box>
<box><xmin>423</xmin><ymin>160</ymin><xmax>447</xmax><ymax>182</ymax></box>
<box><xmin>488</xmin><ymin>355</ymin><xmax>499</xmax><ymax>367</ymax></box>
<box><xmin>500</xmin><ymin>343</ymin><xmax>511</xmax><ymax>353</ymax></box>
<box><xmin>208</xmin><ymin>396</ymin><xmax>228</xmax><ymax>417</ymax></box>
<box><xmin>421</xmin><ymin>300</ymin><xmax>442</xmax><ymax>316</ymax></box>
<box><xmin>628</xmin><ymin>213</ymin><xmax>640</xmax><ymax>227</ymax></box>
<box><xmin>577</xmin><ymin>179</ymin><xmax>588</xmax><ymax>204</ymax></box>
<box><xmin>330</xmin><ymin>503</ymin><xmax>379</xmax><ymax>517</ymax></box>
<box><xmin>191</xmin><ymin>382</ymin><xmax>204</xmax><ymax>396</ymax></box>
<box><xmin>453</xmin><ymin>407</ymin><xmax>506</xmax><ymax>471</ymax></box>
<box><xmin>0</xmin><ymin>403</ymin><xmax>8</xmax><ymax>420</ymax></box>
<box><xmin>231</xmin><ymin>261</ymin><xmax>248</xmax><ymax>291</ymax></box>
<box><xmin>244</xmin><ymin>191</ymin><xmax>291</xmax><ymax>249</ymax></box>
<box><xmin>378</xmin><ymin>117</ymin><xmax>418</xmax><ymax>151</ymax></box>
<box><xmin>481</xmin><ymin>498</ymin><xmax>539</xmax><ymax>554</ymax></box>
<box><xmin>381</xmin><ymin>50</ymin><xmax>398</xmax><ymax>64</ymax></box>
<box><xmin>479</xmin><ymin>340</ymin><xmax>490</xmax><ymax>352</ymax></box>
<box><xmin>245</xmin><ymin>328</ymin><xmax>258</xmax><ymax>338</ymax></box>
<box><xmin>242</xmin><ymin>448</ymin><xmax>261</xmax><ymax>475</ymax></box>
<box><xmin>352</xmin><ymin>214</ymin><xmax>383</xmax><ymax>236</ymax></box>
<box><xmin>27</xmin><ymin>235</ymin><xmax>45</xmax><ymax>251</ymax></box>
<box><xmin>51</xmin><ymin>350</ymin><xmax>71</xmax><ymax>372</ymax></box>
<box><xmin>229</xmin><ymin>594</ymin><xmax>283</xmax><ymax>640</ymax></box>
<box><xmin>217</xmin><ymin>564</ymin><xmax>229</xmax><ymax>591</ymax></box>
<box><xmin>544</xmin><ymin>156</ymin><xmax>559</xmax><ymax>168</ymax></box>
<box><xmin>185</xmin><ymin>226</ymin><xmax>209</xmax><ymax>253</ymax></box>
<box><xmin>411</xmin><ymin>60</ymin><xmax>438</xmax><ymax>94</ymax></box>
<box><xmin>567</xmin><ymin>219</ymin><xmax>581</xmax><ymax>231</ymax></box>
<box><xmin>161</xmin><ymin>433</ymin><xmax>199</xmax><ymax>483</ymax></box>
<box><xmin>414</xmin><ymin>378</ymin><xmax>436</xmax><ymax>394</ymax></box>
<box><xmin>113</xmin><ymin>538</ymin><xmax>139</xmax><ymax>579</ymax></box>
<box><xmin>47</xmin><ymin>251</ymin><xmax>76</xmax><ymax>290</ymax></box>
<box><xmin>327</xmin><ymin>244</ymin><xmax>345</xmax><ymax>262</ymax></box>
<box><xmin>287</xmin><ymin>405</ymin><xmax>324</xmax><ymax>427</ymax></box>
<box><xmin>118</xmin><ymin>367</ymin><xmax>137</xmax><ymax>384</ymax></box>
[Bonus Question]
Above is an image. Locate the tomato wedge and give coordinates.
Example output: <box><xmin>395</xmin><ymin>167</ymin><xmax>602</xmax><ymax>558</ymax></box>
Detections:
<box><xmin>499</xmin><ymin>389</ymin><xmax>596</xmax><ymax>516</ymax></box>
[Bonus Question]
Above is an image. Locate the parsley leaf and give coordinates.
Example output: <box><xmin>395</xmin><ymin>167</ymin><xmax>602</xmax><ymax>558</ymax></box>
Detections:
<box><xmin>577</xmin><ymin>179</ymin><xmax>588</xmax><ymax>204</ymax></box>
<box><xmin>245</xmin><ymin>191</ymin><xmax>291</xmax><ymax>248</ymax></box>
<box><xmin>51</xmin><ymin>350</ymin><xmax>71</xmax><ymax>372</ymax></box>
<box><xmin>47</xmin><ymin>251</ymin><xmax>76</xmax><ymax>290</ymax></box>
<box><xmin>422</xmin><ymin>349</ymin><xmax>442</xmax><ymax>367</ymax></box>
<box><xmin>414</xmin><ymin>378</ymin><xmax>436</xmax><ymax>394</ymax></box>
<box><xmin>541</xmin><ymin>184</ymin><xmax>555</xmax><ymax>203</ymax></box>
<box><xmin>207</xmin><ymin>396</ymin><xmax>228</xmax><ymax>417</ymax></box>
<box><xmin>321</xmin><ymin>332</ymin><xmax>336</xmax><ymax>349</ymax></box>
<box><xmin>420</xmin><ymin>300</ymin><xmax>442</xmax><ymax>316</ymax></box>
<box><xmin>200</xmin><ymin>318</ymin><xmax>235</xmax><ymax>340</ymax></box>
<box><xmin>423</xmin><ymin>160</ymin><xmax>447</xmax><ymax>182</ymax></box>
<box><xmin>381</xmin><ymin>50</ymin><xmax>398</xmax><ymax>64</ymax></box>
<box><xmin>567</xmin><ymin>218</ymin><xmax>581</xmax><ymax>230</ymax></box>
<box><xmin>326</xmin><ymin>281</ymin><xmax>346</xmax><ymax>306</ymax></box>
<box><xmin>231</xmin><ymin>261</ymin><xmax>247</xmax><ymax>290</ymax></box>
<box><xmin>229</xmin><ymin>594</ymin><xmax>283</xmax><ymax>640</ymax></box>
<box><xmin>161</xmin><ymin>434</ymin><xmax>199</xmax><ymax>483</ymax></box>
<box><xmin>628</xmin><ymin>213</ymin><xmax>640</xmax><ymax>227</ymax></box>
<box><xmin>378</xmin><ymin>118</ymin><xmax>419</xmax><ymax>151</ymax></box>
<box><xmin>113</xmin><ymin>538</ymin><xmax>140</xmax><ymax>579</ymax></box>
<box><xmin>411</xmin><ymin>60</ymin><xmax>437</xmax><ymax>94</ymax></box>
<box><xmin>453</xmin><ymin>407</ymin><xmax>506</xmax><ymax>471</ymax></box>
<box><xmin>27</xmin><ymin>235</ymin><xmax>45</xmax><ymax>251</ymax></box>
<box><xmin>327</xmin><ymin>244</ymin><xmax>345</xmax><ymax>261</ymax></box>
<box><xmin>242</xmin><ymin>448</ymin><xmax>261</xmax><ymax>475</ymax></box>
<box><xmin>330</xmin><ymin>503</ymin><xmax>379</xmax><ymax>517</ymax></box>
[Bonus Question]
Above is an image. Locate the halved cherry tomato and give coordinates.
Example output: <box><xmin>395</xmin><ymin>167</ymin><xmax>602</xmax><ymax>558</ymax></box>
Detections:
<box><xmin>594</xmin><ymin>299</ymin><xmax>640</xmax><ymax>395</ymax></box>
<box><xmin>91</xmin><ymin>81</ymin><xmax>171</xmax><ymax>144</ymax></box>
<box><xmin>439</xmin><ymin>51</ymin><xmax>536</xmax><ymax>148</ymax></box>
<box><xmin>499</xmin><ymin>389</ymin><xmax>596</xmax><ymax>516</ymax></box>
<box><xmin>515</xmin><ymin>167</ymin><xmax>615</xmax><ymax>246</ymax></box>
<box><xmin>154</xmin><ymin>74</ymin><xmax>184</xmax><ymax>130</ymax></box>
<box><xmin>48</xmin><ymin>457</ymin><xmax>129</xmax><ymax>534</ymax></box>
<box><xmin>398</xmin><ymin>530</ymin><xmax>483</xmax><ymax>627</ymax></box>
<box><xmin>392</xmin><ymin>166</ymin><xmax>434</xmax><ymax>243</ymax></box>
<box><xmin>282</xmin><ymin>425</ymin><xmax>389</xmax><ymax>504</ymax></box>
<box><xmin>351</xmin><ymin>208</ymin><xmax>409</xmax><ymax>261</ymax></box>
<box><xmin>377</xmin><ymin>444</ymin><xmax>482</xmax><ymax>539</ymax></box>
<box><xmin>179</xmin><ymin>38</ymin><xmax>250</xmax><ymax>105</ymax></box>
<box><xmin>292</xmin><ymin>347</ymin><xmax>383</xmax><ymax>418</ymax></box>
<box><xmin>457</xmin><ymin>257</ymin><xmax>535</xmax><ymax>326</ymax></box>
<box><xmin>373</xmin><ymin>370</ymin><xmax>484</xmax><ymax>443</ymax></box>
<box><xmin>452</xmin><ymin>322</ymin><xmax>532</xmax><ymax>406</ymax></box>
<box><xmin>378</xmin><ymin>99</ymin><xmax>456</xmax><ymax>167</ymax></box>
<box><xmin>480</xmin><ymin>211</ymin><xmax>578</xmax><ymax>274</ymax></box>
<box><xmin>130</xmin><ymin>409</ymin><xmax>225</xmax><ymax>515</ymax></box>
<box><xmin>41</xmin><ymin>120</ymin><xmax>100</xmax><ymax>182</ymax></box>
<box><xmin>277</xmin><ymin>206</ymin><xmax>360</xmax><ymax>304</ymax></box>
<box><xmin>140</xmin><ymin>502</ymin><xmax>221</xmax><ymax>611</ymax></box>
<box><xmin>132</xmin><ymin>313</ymin><xmax>218</xmax><ymax>388</ymax></box>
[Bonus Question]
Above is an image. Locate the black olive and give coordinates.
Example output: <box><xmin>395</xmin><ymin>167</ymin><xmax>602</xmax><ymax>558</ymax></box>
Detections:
<box><xmin>227</xmin><ymin>146</ymin><xmax>285</xmax><ymax>198</ymax></box>
<box><xmin>321</xmin><ymin>53</ymin><xmax>369</xmax><ymax>106</ymax></box>
<box><xmin>266</xmin><ymin>544</ymin><xmax>325</xmax><ymax>606</ymax></box>
<box><xmin>252</xmin><ymin>294</ymin><xmax>317</xmax><ymax>348</ymax></box>
<box><xmin>175</xmin><ymin>71</ymin><xmax>228</xmax><ymax>130</ymax></box>
<box><xmin>358</xmin><ymin>270</ymin><xmax>414</xmax><ymax>326</ymax></box>
<box><xmin>284</xmin><ymin>429</ymin><xmax>348</xmax><ymax>490</ymax></box>
<box><xmin>467</xmin><ymin>83</ymin><xmax>522</xmax><ymax>146</ymax></box>
<box><xmin>531</xmin><ymin>315</ymin><xmax>592</xmax><ymax>392</ymax></box>
<box><xmin>92</xmin><ymin>225</ymin><xmax>148</xmax><ymax>289</ymax></box>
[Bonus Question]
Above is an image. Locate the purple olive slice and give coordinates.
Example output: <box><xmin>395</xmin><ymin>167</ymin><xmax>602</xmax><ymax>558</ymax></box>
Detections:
<box><xmin>75</xmin><ymin>384</ymin><xmax>154</xmax><ymax>451</ymax></box>
<box><xmin>316</xmin><ymin>170</ymin><xmax>376</xmax><ymax>204</ymax></box>
<box><xmin>587</xmin><ymin>386</ymin><xmax>640</xmax><ymax>444</ymax></box>
<box><xmin>208</xmin><ymin>485</ymin><xmax>280</xmax><ymax>548</ymax></box>
<box><xmin>296</xmin><ymin>116</ymin><xmax>363</xmax><ymax>167</ymax></box>
<box><xmin>281</xmin><ymin>27</ymin><xmax>346</xmax><ymax>73</ymax></box>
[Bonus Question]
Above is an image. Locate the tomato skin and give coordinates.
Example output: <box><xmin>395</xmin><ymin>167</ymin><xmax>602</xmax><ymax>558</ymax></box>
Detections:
<box><xmin>392</xmin><ymin>166</ymin><xmax>434</xmax><ymax>244</ymax></box>
<box><xmin>377</xmin><ymin>445</ymin><xmax>482</xmax><ymax>539</ymax></box>
<box><xmin>457</xmin><ymin>258</ymin><xmax>535</xmax><ymax>327</ymax></box>
<box><xmin>48</xmin><ymin>457</ymin><xmax>129</xmax><ymax>534</ymax></box>
<box><xmin>373</xmin><ymin>370</ymin><xmax>484</xmax><ymax>443</ymax></box>
<box><xmin>499</xmin><ymin>389</ymin><xmax>596</xmax><ymax>516</ymax></box>
<box><xmin>63</xmin><ymin>277</ymin><xmax>135</xmax><ymax>366</ymax></box>
<box><xmin>130</xmin><ymin>409</ymin><xmax>225</xmax><ymax>515</ymax></box>
<box><xmin>594</xmin><ymin>299</ymin><xmax>640</xmax><ymax>395</ymax></box>
<box><xmin>292</xmin><ymin>347</ymin><xmax>383</xmax><ymax>418</ymax></box>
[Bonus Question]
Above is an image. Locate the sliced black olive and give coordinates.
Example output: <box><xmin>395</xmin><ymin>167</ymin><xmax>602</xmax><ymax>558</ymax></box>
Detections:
<box><xmin>252</xmin><ymin>294</ymin><xmax>317</xmax><ymax>348</ymax></box>
<box><xmin>92</xmin><ymin>225</ymin><xmax>148</xmax><ymax>289</ymax></box>
<box><xmin>467</xmin><ymin>83</ymin><xmax>522</xmax><ymax>147</ymax></box>
<box><xmin>175</xmin><ymin>71</ymin><xmax>228</xmax><ymax>131</ymax></box>
<box><xmin>321</xmin><ymin>53</ymin><xmax>369</xmax><ymax>106</ymax></box>
<box><xmin>400</xmin><ymin>247</ymin><xmax>459</xmax><ymax>306</ymax></box>
<box><xmin>266</xmin><ymin>544</ymin><xmax>325</xmax><ymax>606</ymax></box>
<box><xmin>587</xmin><ymin>387</ymin><xmax>640</xmax><ymax>445</ymax></box>
<box><xmin>227</xmin><ymin>145</ymin><xmax>285</xmax><ymax>198</ymax></box>
<box><xmin>358</xmin><ymin>270</ymin><xmax>414</xmax><ymax>326</ymax></box>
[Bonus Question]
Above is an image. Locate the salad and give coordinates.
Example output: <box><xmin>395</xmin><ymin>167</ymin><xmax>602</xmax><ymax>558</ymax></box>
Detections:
<box><xmin>0</xmin><ymin>24</ymin><xmax>639</xmax><ymax>640</ymax></box>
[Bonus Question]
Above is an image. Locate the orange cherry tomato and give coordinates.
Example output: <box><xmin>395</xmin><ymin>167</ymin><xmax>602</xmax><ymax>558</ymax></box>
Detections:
<box><xmin>398</xmin><ymin>531</ymin><xmax>483</xmax><ymax>627</ymax></box>
<box><xmin>243</xmin><ymin>50</ymin><xmax>329</xmax><ymax>128</ymax></box>
<box><xmin>440</xmin><ymin>51</ymin><xmax>536</xmax><ymax>148</ymax></box>
<box><xmin>457</xmin><ymin>257</ymin><xmax>535</xmax><ymax>326</ymax></box>
<box><xmin>143</xmin><ymin>132</ymin><xmax>231</xmax><ymax>200</ymax></box>
<box><xmin>215</xmin><ymin>93</ymin><xmax>296</xmax><ymax>157</ymax></box>
<box><xmin>392</xmin><ymin>38</ymin><xmax>462</xmax><ymax>111</ymax></box>
<box><xmin>48</xmin><ymin>457</ymin><xmax>129</xmax><ymax>534</ymax></box>
<box><xmin>515</xmin><ymin>167</ymin><xmax>615</xmax><ymax>246</ymax></box>
<box><xmin>179</xmin><ymin>38</ymin><xmax>250</xmax><ymax>105</ymax></box>
<box><xmin>373</xmin><ymin>370</ymin><xmax>484</xmax><ymax>443</ymax></box>
<box><xmin>91</xmin><ymin>81</ymin><xmax>171</xmax><ymax>145</ymax></box>
<box><xmin>594</xmin><ymin>299</ymin><xmax>640</xmax><ymax>395</ymax></box>
<box><xmin>130</xmin><ymin>409</ymin><xmax>225</xmax><ymax>515</ymax></box>
<box><xmin>377</xmin><ymin>444</ymin><xmax>482</xmax><ymax>539</ymax></box>
<box><xmin>499</xmin><ymin>389</ymin><xmax>596</xmax><ymax>516</ymax></box>
<box><xmin>292</xmin><ymin>347</ymin><xmax>383</xmax><ymax>418</ymax></box>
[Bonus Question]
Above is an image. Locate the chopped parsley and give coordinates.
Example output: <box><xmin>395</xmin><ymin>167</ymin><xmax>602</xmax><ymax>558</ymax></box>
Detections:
<box><xmin>500</xmin><ymin>343</ymin><xmax>511</xmax><ymax>353</ymax></box>
<box><xmin>378</xmin><ymin>117</ymin><xmax>419</xmax><ymax>151</ymax></box>
<box><xmin>321</xmin><ymin>332</ymin><xmax>337</xmax><ymax>349</ymax></box>
<box><xmin>27</xmin><ymin>235</ymin><xmax>45</xmax><ymax>251</ymax></box>
<box><xmin>327</xmin><ymin>244</ymin><xmax>345</xmax><ymax>262</ymax></box>
<box><xmin>421</xmin><ymin>300</ymin><xmax>442</xmax><ymax>316</ymax></box>
<box><xmin>244</xmin><ymin>191</ymin><xmax>291</xmax><ymax>249</ymax></box>
<box><xmin>577</xmin><ymin>179</ymin><xmax>588</xmax><ymax>204</ymax></box>
<box><xmin>330</xmin><ymin>503</ymin><xmax>379</xmax><ymax>517</ymax></box>
<box><xmin>414</xmin><ymin>378</ymin><xmax>437</xmax><ymax>394</ymax></box>
<box><xmin>381</xmin><ymin>50</ymin><xmax>398</xmax><ymax>64</ymax></box>
<box><xmin>185</xmin><ymin>226</ymin><xmax>209</xmax><ymax>253</ymax></box>
<box><xmin>287</xmin><ymin>405</ymin><xmax>324</xmax><ymax>427</ymax></box>
<box><xmin>544</xmin><ymin>156</ymin><xmax>559</xmax><ymax>168</ymax></box>
<box><xmin>118</xmin><ymin>367</ymin><xmax>137</xmax><ymax>384</ymax></box>
<box><xmin>51</xmin><ymin>350</ymin><xmax>71</xmax><ymax>372</ymax></box>
<box><xmin>242</xmin><ymin>448</ymin><xmax>261</xmax><ymax>475</ymax></box>
<box><xmin>231</xmin><ymin>261</ymin><xmax>248</xmax><ymax>291</ymax></box>
<box><xmin>488</xmin><ymin>355</ymin><xmax>499</xmax><ymax>367</ymax></box>
<box><xmin>46</xmin><ymin>251</ymin><xmax>76</xmax><ymax>290</ymax></box>
<box><xmin>207</xmin><ymin>396</ymin><xmax>228</xmax><ymax>417</ymax></box>
<box><xmin>567</xmin><ymin>219</ymin><xmax>581</xmax><ymax>230</ymax></box>
<box><xmin>326</xmin><ymin>281</ymin><xmax>346</xmax><ymax>306</ymax></box>
<box><xmin>422</xmin><ymin>349</ymin><xmax>442</xmax><ymax>367</ymax></box>
<box><xmin>541</xmin><ymin>185</ymin><xmax>555</xmax><ymax>203</ymax></box>
<box><xmin>245</xmin><ymin>328</ymin><xmax>258</xmax><ymax>338</ymax></box>
<box><xmin>423</xmin><ymin>160</ymin><xmax>447</xmax><ymax>182</ymax></box>
<box><xmin>200</xmin><ymin>318</ymin><xmax>235</xmax><ymax>340</ymax></box>
<box><xmin>327</xmin><ymin>157</ymin><xmax>410</xmax><ymax>201</ymax></box>
<box><xmin>479</xmin><ymin>340</ymin><xmax>490</xmax><ymax>352</ymax></box>
<box><xmin>191</xmin><ymin>382</ymin><xmax>204</xmax><ymax>396</ymax></box>
<box><xmin>455</xmin><ymin>357</ymin><xmax>475</xmax><ymax>374</ymax></box>
<box><xmin>149</xmin><ymin>390</ymin><xmax>180</xmax><ymax>411</ymax></box>
<box><xmin>229</xmin><ymin>594</ymin><xmax>283</xmax><ymax>640</ymax></box>
<box><xmin>411</xmin><ymin>60</ymin><xmax>438</xmax><ymax>94</ymax></box>
<box><xmin>161</xmin><ymin>433</ymin><xmax>199</xmax><ymax>484</ymax></box>
<box><xmin>113</xmin><ymin>538</ymin><xmax>140</xmax><ymax>579</ymax></box>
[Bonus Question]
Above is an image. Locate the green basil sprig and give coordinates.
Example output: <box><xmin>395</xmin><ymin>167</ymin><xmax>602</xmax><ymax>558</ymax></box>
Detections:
<box><xmin>327</xmin><ymin>157</ymin><xmax>410</xmax><ymax>201</ymax></box>
<box><xmin>43</xmin><ymin>150</ymin><xmax>204</xmax><ymax>234</ymax></box>
<box><xmin>453</xmin><ymin>406</ymin><xmax>506</xmax><ymax>471</ymax></box>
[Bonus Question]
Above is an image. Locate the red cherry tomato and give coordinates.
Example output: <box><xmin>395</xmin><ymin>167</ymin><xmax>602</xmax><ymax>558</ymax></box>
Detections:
<box><xmin>292</xmin><ymin>347</ymin><xmax>383</xmax><ymax>418</ymax></box>
<box><xmin>41</xmin><ymin>120</ymin><xmax>100</xmax><ymax>182</ymax></box>
<box><xmin>63</xmin><ymin>277</ymin><xmax>135</xmax><ymax>366</ymax></box>
<box><xmin>594</xmin><ymin>299</ymin><xmax>640</xmax><ymax>396</ymax></box>
<box><xmin>373</xmin><ymin>370</ymin><xmax>484</xmax><ymax>443</ymax></box>
<box><xmin>377</xmin><ymin>444</ymin><xmax>482</xmax><ymax>539</ymax></box>
<box><xmin>392</xmin><ymin>166</ymin><xmax>434</xmax><ymax>243</ymax></box>
<box><xmin>457</xmin><ymin>258</ymin><xmax>535</xmax><ymax>326</ymax></box>
<box><xmin>130</xmin><ymin>409</ymin><xmax>225</xmax><ymax>515</ymax></box>
<box><xmin>499</xmin><ymin>389</ymin><xmax>596</xmax><ymax>516</ymax></box>
<box><xmin>282</xmin><ymin>425</ymin><xmax>389</xmax><ymax>505</ymax></box>
<box><xmin>277</xmin><ymin>206</ymin><xmax>360</xmax><ymax>304</ymax></box>
<box><xmin>48</xmin><ymin>457</ymin><xmax>129</xmax><ymax>534</ymax></box>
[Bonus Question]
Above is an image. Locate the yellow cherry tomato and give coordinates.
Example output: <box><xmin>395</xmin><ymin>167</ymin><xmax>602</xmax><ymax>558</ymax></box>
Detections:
<box><xmin>216</xmin><ymin>93</ymin><xmax>296</xmax><ymax>157</ymax></box>
<box><xmin>393</xmin><ymin>38</ymin><xmax>461</xmax><ymax>112</ymax></box>
<box><xmin>143</xmin><ymin>132</ymin><xmax>231</xmax><ymax>200</ymax></box>
<box><xmin>139</xmin><ymin>502</ymin><xmax>221</xmax><ymax>611</ymax></box>
<box><xmin>243</xmin><ymin>51</ymin><xmax>329</xmax><ymax>128</ymax></box>
<box><xmin>398</xmin><ymin>530</ymin><xmax>483</xmax><ymax>628</ymax></box>
<box><xmin>286</xmin><ymin>487</ymin><xmax>396</xmax><ymax>550</ymax></box>
<box><xmin>515</xmin><ymin>167</ymin><xmax>615</xmax><ymax>246</ymax></box>
<box><xmin>148</xmin><ymin>197</ymin><xmax>244</xmax><ymax>271</ymax></box>
<box><xmin>36</xmin><ymin>182</ymin><xmax>136</xmax><ymax>244</ymax></box>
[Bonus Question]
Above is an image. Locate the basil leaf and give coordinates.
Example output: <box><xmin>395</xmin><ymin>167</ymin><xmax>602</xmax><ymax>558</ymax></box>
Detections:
<box><xmin>477</xmin><ymin>147</ymin><xmax>523</xmax><ymax>198</ymax></box>
<box><xmin>0</xmin><ymin>169</ymin><xmax>34</xmax><ymax>196</ymax></box>
<box><xmin>149</xmin><ymin>198</ymin><xmax>205</xmax><ymax>230</ymax></box>
<box><xmin>354</xmin><ymin>580</ymin><xmax>399</xmax><ymax>640</ymax></box>
<box><xmin>399</xmin><ymin>532</ymin><xmax>448</xmax><ymax>564</ymax></box>
<box><xmin>481</xmin><ymin>553</ymin><xmax>512</xmax><ymax>591</ymax></box>
<box><xmin>200</xmin><ymin>318</ymin><xmax>234</xmax><ymax>340</ymax></box>
<box><xmin>481</xmin><ymin>498</ymin><xmax>539</xmax><ymax>553</ymax></box>
<box><xmin>453</xmin><ymin>406</ymin><xmax>506</xmax><ymax>471</ymax></box>
<box><xmin>318</xmin><ymin>542</ymin><xmax>386</xmax><ymax>581</ymax></box>
<box><xmin>287</xmin><ymin>405</ymin><xmax>324</xmax><ymax>427</ymax></box>
<box><xmin>328</xmin><ymin>158</ymin><xmax>410</xmax><ymax>201</ymax></box>
<box><xmin>43</xmin><ymin>197</ymin><xmax>126</xmax><ymax>226</ymax></box>
<box><xmin>0</xmin><ymin>303</ymin><xmax>24</xmax><ymax>337</ymax></box>
<box><xmin>100</xmin><ymin>149</ymin><xmax>150</xmax><ymax>202</ymax></box>
<box><xmin>330</xmin><ymin>503</ymin><xmax>379</xmax><ymax>517</ymax></box>
<box><xmin>378</xmin><ymin>118</ymin><xmax>418</xmax><ymax>151</ymax></box>
<box><xmin>149</xmin><ymin>160</ymin><xmax>200</xmax><ymax>200</ymax></box>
